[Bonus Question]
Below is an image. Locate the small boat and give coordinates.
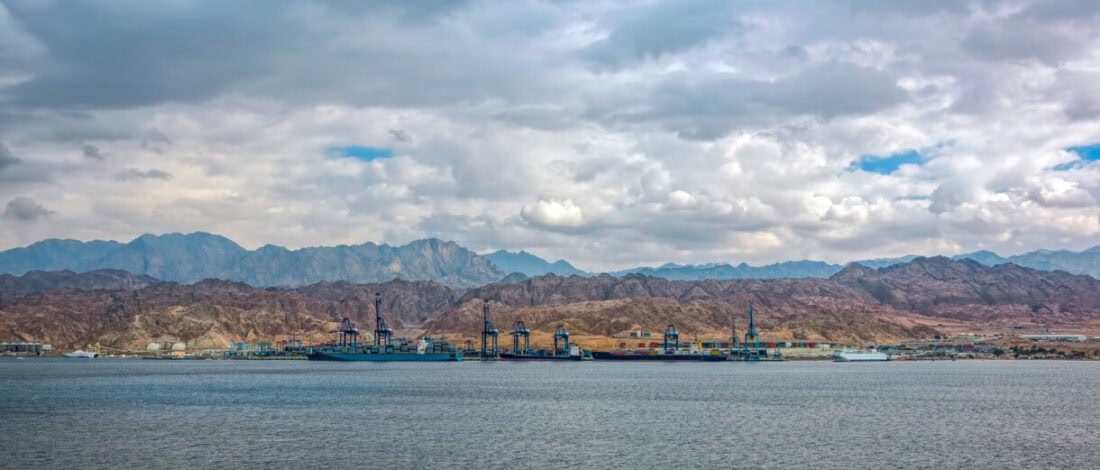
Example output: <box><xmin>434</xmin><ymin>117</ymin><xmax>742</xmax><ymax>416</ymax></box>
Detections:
<box><xmin>833</xmin><ymin>348</ymin><xmax>890</xmax><ymax>362</ymax></box>
<box><xmin>62</xmin><ymin>350</ymin><xmax>99</xmax><ymax>358</ymax></box>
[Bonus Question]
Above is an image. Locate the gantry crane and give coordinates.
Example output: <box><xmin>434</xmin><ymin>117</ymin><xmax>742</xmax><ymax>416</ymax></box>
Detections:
<box><xmin>511</xmin><ymin>320</ymin><xmax>530</xmax><ymax>355</ymax></box>
<box><xmin>480</xmin><ymin>300</ymin><xmax>499</xmax><ymax>359</ymax></box>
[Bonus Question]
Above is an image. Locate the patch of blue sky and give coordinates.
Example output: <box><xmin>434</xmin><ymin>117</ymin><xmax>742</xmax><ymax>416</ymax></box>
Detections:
<box><xmin>1069</xmin><ymin>143</ymin><xmax>1100</xmax><ymax>161</ymax></box>
<box><xmin>1054</xmin><ymin>143</ymin><xmax>1100</xmax><ymax>171</ymax></box>
<box><xmin>853</xmin><ymin>149</ymin><xmax>922</xmax><ymax>175</ymax></box>
<box><xmin>327</xmin><ymin>145</ymin><xmax>395</xmax><ymax>162</ymax></box>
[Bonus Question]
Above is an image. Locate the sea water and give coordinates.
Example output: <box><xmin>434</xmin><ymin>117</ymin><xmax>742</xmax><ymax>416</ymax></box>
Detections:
<box><xmin>1</xmin><ymin>359</ymin><xmax>1097</xmax><ymax>469</ymax></box>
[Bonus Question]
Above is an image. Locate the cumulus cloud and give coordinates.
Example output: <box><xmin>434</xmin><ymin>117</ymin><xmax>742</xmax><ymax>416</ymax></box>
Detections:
<box><xmin>666</xmin><ymin>190</ymin><xmax>696</xmax><ymax>209</ymax></box>
<box><xmin>521</xmin><ymin>199</ymin><xmax>584</xmax><ymax>228</ymax></box>
<box><xmin>3</xmin><ymin>196</ymin><xmax>53</xmax><ymax>221</ymax></box>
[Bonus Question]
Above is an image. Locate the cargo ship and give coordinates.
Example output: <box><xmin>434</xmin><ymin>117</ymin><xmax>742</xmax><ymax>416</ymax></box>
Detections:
<box><xmin>833</xmin><ymin>348</ymin><xmax>890</xmax><ymax>362</ymax></box>
<box><xmin>499</xmin><ymin>345</ymin><xmax>592</xmax><ymax>361</ymax></box>
<box><xmin>307</xmin><ymin>295</ymin><xmax>463</xmax><ymax>361</ymax></box>
<box><xmin>307</xmin><ymin>338</ymin><xmax>463</xmax><ymax>362</ymax></box>
<box><xmin>592</xmin><ymin>347</ymin><xmax>729</xmax><ymax>361</ymax></box>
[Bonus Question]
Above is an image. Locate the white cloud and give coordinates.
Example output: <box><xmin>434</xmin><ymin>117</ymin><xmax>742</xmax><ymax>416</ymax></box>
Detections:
<box><xmin>0</xmin><ymin>1</ymin><xmax>1099</xmax><ymax>271</ymax></box>
<box><xmin>521</xmin><ymin>199</ymin><xmax>585</xmax><ymax>229</ymax></box>
<box><xmin>666</xmin><ymin>190</ymin><xmax>696</xmax><ymax>209</ymax></box>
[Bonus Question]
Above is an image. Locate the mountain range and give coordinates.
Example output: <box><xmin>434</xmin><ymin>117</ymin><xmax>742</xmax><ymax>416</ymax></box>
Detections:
<box><xmin>0</xmin><ymin>233</ymin><xmax>506</xmax><ymax>288</ymax></box>
<box><xmin>607</xmin><ymin>248</ymin><xmax>1100</xmax><ymax>280</ymax></box>
<box><xmin>4</xmin><ymin>256</ymin><xmax>1099</xmax><ymax>351</ymax></box>
<box><xmin>2</xmin><ymin>232</ymin><xmax>1100</xmax><ymax>287</ymax></box>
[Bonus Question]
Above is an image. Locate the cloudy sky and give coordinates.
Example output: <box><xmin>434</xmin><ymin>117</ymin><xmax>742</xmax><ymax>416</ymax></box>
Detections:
<box><xmin>1</xmin><ymin>1</ymin><xmax>1099</xmax><ymax>271</ymax></box>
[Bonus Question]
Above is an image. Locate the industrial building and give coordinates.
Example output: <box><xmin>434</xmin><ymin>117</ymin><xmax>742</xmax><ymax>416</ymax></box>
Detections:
<box><xmin>1018</xmin><ymin>334</ymin><xmax>1088</xmax><ymax>342</ymax></box>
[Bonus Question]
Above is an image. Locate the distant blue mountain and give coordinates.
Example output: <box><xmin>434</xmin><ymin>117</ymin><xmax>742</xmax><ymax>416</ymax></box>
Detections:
<box><xmin>951</xmin><ymin>250</ymin><xmax>1009</xmax><ymax>266</ymax></box>
<box><xmin>4</xmin><ymin>232</ymin><xmax>1100</xmax><ymax>286</ymax></box>
<box><xmin>604</xmin><ymin>245</ymin><xmax>1100</xmax><ymax>281</ymax></box>
<box><xmin>853</xmin><ymin>248</ymin><xmax>1100</xmax><ymax>278</ymax></box>
<box><xmin>853</xmin><ymin>255</ymin><xmax>919</xmax><ymax>269</ymax></box>
<box><xmin>0</xmin><ymin>233</ymin><xmax>507</xmax><ymax>288</ymax></box>
<box><xmin>483</xmin><ymin>250</ymin><xmax>587</xmax><ymax>277</ymax></box>
<box><xmin>610</xmin><ymin>260</ymin><xmax>842</xmax><ymax>280</ymax></box>
<box><xmin>999</xmin><ymin>248</ymin><xmax>1100</xmax><ymax>277</ymax></box>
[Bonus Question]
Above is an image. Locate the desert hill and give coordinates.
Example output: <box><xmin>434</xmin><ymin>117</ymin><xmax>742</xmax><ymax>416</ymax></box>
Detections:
<box><xmin>3</xmin><ymin>258</ymin><xmax>1099</xmax><ymax>350</ymax></box>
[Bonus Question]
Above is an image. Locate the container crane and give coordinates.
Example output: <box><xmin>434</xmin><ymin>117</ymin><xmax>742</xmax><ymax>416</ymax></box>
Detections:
<box><xmin>480</xmin><ymin>300</ymin><xmax>499</xmax><ymax>359</ymax></box>
<box><xmin>743</xmin><ymin>303</ymin><xmax>762</xmax><ymax>360</ymax></box>
<box><xmin>744</xmin><ymin>303</ymin><xmax>759</xmax><ymax>346</ymax></box>
<box><xmin>373</xmin><ymin>293</ymin><xmax>393</xmax><ymax>346</ymax></box>
<box><xmin>663</xmin><ymin>324</ymin><xmax>680</xmax><ymax>351</ymax></box>
<box><xmin>511</xmin><ymin>320</ymin><xmax>530</xmax><ymax>355</ymax></box>
<box><xmin>335</xmin><ymin>317</ymin><xmax>358</xmax><ymax>348</ymax></box>
<box><xmin>553</xmin><ymin>325</ymin><xmax>570</xmax><ymax>356</ymax></box>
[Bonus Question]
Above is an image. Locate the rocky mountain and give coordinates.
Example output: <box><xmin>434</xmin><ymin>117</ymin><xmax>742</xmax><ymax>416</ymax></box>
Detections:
<box><xmin>853</xmin><ymin>247</ymin><xmax>1100</xmax><ymax>278</ymax></box>
<box><xmin>830</xmin><ymin>257</ymin><xmax>1100</xmax><ymax>324</ymax></box>
<box><xmin>483</xmin><ymin>250</ymin><xmax>587</xmax><ymax>277</ymax></box>
<box><xmin>0</xmin><ymin>233</ymin><xmax>508</xmax><ymax>288</ymax></box>
<box><xmin>425</xmin><ymin>274</ymin><xmax>938</xmax><ymax>345</ymax></box>
<box><xmin>4</xmin><ymin>257</ymin><xmax>1100</xmax><ymax>351</ymax></box>
<box><xmin>287</xmin><ymin>279</ymin><xmax>460</xmax><ymax>326</ymax></box>
<box><xmin>0</xmin><ymin>269</ymin><xmax>160</xmax><ymax>297</ymax></box>
<box><xmin>428</xmin><ymin>258</ymin><xmax>1100</xmax><ymax>341</ymax></box>
<box><xmin>0</xmin><ymin>278</ymin><xmax>459</xmax><ymax>351</ymax></box>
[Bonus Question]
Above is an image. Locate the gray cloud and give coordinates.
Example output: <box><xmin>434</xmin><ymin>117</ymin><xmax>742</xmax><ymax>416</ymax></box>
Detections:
<box><xmin>114</xmin><ymin>169</ymin><xmax>172</xmax><ymax>181</ymax></box>
<box><xmin>388</xmin><ymin>129</ymin><xmax>412</xmax><ymax>143</ymax></box>
<box><xmin>962</xmin><ymin>23</ymin><xmax>1084</xmax><ymax>66</ymax></box>
<box><xmin>581</xmin><ymin>0</ymin><xmax>739</xmax><ymax>69</ymax></box>
<box><xmin>1017</xmin><ymin>0</ymin><xmax>1100</xmax><ymax>21</ymax></box>
<box><xmin>0</xmin><ymin>1</ymin><xmax>563</xmax><ymax>112</ymax></box>
<box><xmin>3</xmin><ymin>196</ymin><xmax>53</xmax><ymax>221</ymax></box>
<box><xmin>1</xmin><ymin>2</ymin><xmax>308</xmax><ymax>109</ymax></box>
<box><xmin>595</xmin><ymin>62</ymin><xmax>909</xmax><ymax>139</ymax></box>
<box><xmin>0</xmin><ymin>142</ymin><xmax>20</xmax><ymax>170</ymax></box>
<box><xmin>0</xmin><ymin>109</ymin><xmax>133</xmax><ymax>143</ymax></box>
<box><xmin>82</xmin><ymin>144</ymin><xmax>104</xmax><ymax>161</ymax></box>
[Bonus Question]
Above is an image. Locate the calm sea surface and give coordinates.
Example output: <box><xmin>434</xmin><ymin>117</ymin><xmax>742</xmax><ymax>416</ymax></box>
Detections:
<box><xmin>1</xmin><ymin>358</ymin><xmax>1097</xmax><ymax>469</ymax></box>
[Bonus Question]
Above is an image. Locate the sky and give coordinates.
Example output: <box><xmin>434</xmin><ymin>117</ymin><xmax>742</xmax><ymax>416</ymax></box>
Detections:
<box><xmin>1</xmin><ymin>0</ymin><xmax>1100</xmax><ymax>272</ymax></box>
